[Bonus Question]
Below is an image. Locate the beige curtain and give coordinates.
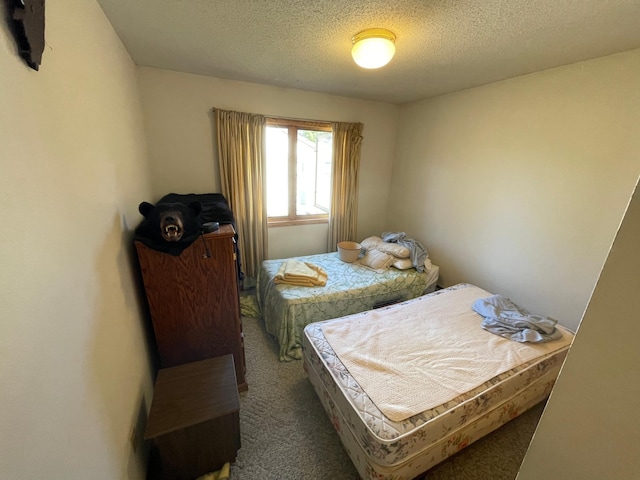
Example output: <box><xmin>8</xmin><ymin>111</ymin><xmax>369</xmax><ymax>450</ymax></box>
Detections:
<box><xmin>328</xmin><ymin>122</ymin><xmax>364</xmax><ymax>251</ymax></box>
<box><xmin>215</xmin><ymin>108</ymin><xmax>268</xmax><ymax>280</ymax></box>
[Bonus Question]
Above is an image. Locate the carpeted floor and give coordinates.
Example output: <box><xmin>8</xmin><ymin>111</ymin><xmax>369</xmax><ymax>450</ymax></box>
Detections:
<box><xmin>229</xmin><ymin>294</ymin><xmax>545</xmax><ymax>480</ymax></box>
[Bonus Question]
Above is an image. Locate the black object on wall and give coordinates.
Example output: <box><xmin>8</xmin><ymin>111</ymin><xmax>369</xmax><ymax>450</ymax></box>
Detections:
<box><xmin>7</xmin><ymin>0</ymin><xmax>45</xmax><ymax>71</ymax></box>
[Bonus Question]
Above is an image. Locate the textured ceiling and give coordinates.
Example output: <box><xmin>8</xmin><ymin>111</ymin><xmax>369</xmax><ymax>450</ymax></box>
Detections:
<box><xmin>96</xmin><ymin>0</ymin><xmax>640</xmax><ymax>104</ymax></box>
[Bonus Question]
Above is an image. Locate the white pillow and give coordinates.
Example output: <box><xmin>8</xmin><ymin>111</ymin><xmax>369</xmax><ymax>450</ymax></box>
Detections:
<box><xmin>358</xmin><ymin>248</ymin><xmax>394</xmax><ymax>271</ymax></box>
<box><xmin>360</xmin><ymin>236</ymin><xmax>383</xmax><ymax>249</ymax></box>
<box><xmin>424</xmin><ymin>258</ymin><xmax>433</xmax><ymax>272</ymax></box>
<box><xmin>376</xmin><ymin>242</ymin><xmax>410</xmax><ymax>258</ymax></box>
<box><xmin>360</xmin><ymin>235</ymin><xmax>410</xmax><ymax>258</ymax></box>
<box><xmin>392</xmin><ymin>258</ymin><xmax>414</xmax><ymax>270</ymax></box>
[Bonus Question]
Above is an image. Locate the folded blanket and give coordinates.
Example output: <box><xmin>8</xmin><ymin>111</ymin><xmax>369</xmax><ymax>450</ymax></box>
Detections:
<box><xmin>473</xmin><ymin>294</ymin><xmax>563</xmax><ymax>343</ymax></box>
<box><xmin>274</xmin><ymin>259</ymin><xmax>328</xmax><ymax>287</ymax></box>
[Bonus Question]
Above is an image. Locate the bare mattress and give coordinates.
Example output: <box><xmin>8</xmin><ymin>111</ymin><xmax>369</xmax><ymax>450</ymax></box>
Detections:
<box><xmin>302</xmin><ymin>283</ymin><xmax>574</xmax><ymax>479</ymax></box>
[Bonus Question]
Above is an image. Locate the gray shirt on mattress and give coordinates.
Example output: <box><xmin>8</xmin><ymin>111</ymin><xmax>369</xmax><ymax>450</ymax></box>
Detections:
<box><xmin>472</xmin><ymin>294</ymin><xmax>563</xmax><ymax>343</ymax></box>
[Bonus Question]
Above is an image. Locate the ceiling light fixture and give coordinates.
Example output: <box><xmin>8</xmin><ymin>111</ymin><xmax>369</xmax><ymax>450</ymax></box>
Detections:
<box><xmin>351</xmin><ymin>28</ymin><xmax>396</xmax><ymax>69</ymax></box>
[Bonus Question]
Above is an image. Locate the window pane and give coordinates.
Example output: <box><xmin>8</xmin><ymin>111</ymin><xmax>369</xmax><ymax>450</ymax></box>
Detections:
<box><xmin>314</xmin><ymin>131</ymin><xmax>333</xmax><ymax>212</ymax></box>
<box><xmin>266</xmin><ymin>126</ymin><xmax>289</xmax><ymax>217</ymax></box>
<box><xmin>296</xmin><ymin>129</ymin><xmax>332</xmax><ymax>216</ymax></box>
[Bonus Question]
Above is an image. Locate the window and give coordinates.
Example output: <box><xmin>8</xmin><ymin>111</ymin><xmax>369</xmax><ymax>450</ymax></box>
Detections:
<box><xmin>266</xmin><ymin>118</ymin><xmax>333</xmax><ymax>225</ymax></box>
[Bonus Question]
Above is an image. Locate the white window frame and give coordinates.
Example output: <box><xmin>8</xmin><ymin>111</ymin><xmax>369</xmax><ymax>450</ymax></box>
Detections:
<box><xmin>266</xmin><ymin>117</ymin><xmax>332</xmax><ymax>227</ymax></box>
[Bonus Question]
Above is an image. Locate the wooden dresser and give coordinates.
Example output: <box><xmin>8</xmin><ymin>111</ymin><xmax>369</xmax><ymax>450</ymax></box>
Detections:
<box><xmin>135</xmin><ymin>224</ymin><xmax>247</xmax><ymax>391</ymax></box>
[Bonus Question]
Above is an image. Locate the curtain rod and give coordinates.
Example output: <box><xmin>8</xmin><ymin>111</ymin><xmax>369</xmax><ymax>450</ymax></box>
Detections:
<box><xmin>212</xmin><ymin>107</ymin><xmax>357</xmax><ymax>126</ymax></box>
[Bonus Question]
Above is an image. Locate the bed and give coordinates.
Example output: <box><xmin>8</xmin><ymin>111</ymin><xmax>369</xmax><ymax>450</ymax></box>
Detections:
<box><xmin>302</xmin><ymin>283</ymin><xmax>574</xmax><ymax>480</ymax></box>
<box><xmin>257</xmin><ymin>251</ymin><xmax>439</xmax><ymax>361</ymax></box>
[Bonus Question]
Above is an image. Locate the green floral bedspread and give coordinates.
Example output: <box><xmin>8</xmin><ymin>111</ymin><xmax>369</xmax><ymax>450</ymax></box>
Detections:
<box><xmin>257</xmin><ymin>252</ymin><xmax>432</xmax><ymax>361</ymax></box>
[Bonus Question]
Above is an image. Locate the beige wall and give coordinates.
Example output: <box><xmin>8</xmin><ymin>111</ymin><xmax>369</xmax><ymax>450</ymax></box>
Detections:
<box><xmin>518</xmin><ymin>179</ymin><xmax>640</xmax><ymax>479</ymax></box>
<box><xmin>389</xmin><ymin>49</ymin><xmax>640</xmax><ymax>331</ymax></box>
<box><xmin>135</xmin><ymin>67</ymin><xmax>399</xmax><ymax>259</ymax></box>
<box><xmin>0</xmin><ymin>1</ymin><xmax>153</xmax><ymax>479</ymax></box>
<box><xmin>1</xmin><ymin>4</ymin><xmax>634</xmax><ymax>476</ymax></box>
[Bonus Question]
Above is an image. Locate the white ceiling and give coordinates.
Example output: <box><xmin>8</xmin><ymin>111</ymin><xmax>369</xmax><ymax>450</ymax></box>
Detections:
<box><xmin>96</xmin><ymin>0</ymin><xmax>640</xmax><ymax>104</ymax></box>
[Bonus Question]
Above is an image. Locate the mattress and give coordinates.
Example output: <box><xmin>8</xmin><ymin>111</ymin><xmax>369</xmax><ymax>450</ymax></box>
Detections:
<box><xmin>302</xmin><ymin>284</ymin><xmax>573</xmax><ymax>479</ymax></box>
<box><xmin>257</xmin><ymin>251</ymin><xmax>439</xmax><ymax>361</ymax></box>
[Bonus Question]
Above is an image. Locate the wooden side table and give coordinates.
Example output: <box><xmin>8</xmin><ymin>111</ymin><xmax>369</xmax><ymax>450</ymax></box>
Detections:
<box><xmin>144</xmin><ymin>355</ymin><xmax>241</xmax><ymax>480</ymax></box>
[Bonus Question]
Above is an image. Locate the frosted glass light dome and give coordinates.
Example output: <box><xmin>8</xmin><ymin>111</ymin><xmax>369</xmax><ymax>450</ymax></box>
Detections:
<box><xmin>351</xmin><ymin>28</ymin><xmax>396</xmax><ymax>69</ymax></box>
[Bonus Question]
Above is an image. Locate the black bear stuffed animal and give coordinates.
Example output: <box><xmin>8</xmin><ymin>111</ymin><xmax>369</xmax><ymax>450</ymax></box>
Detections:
<box><xmin>134</xmin><ymin>200</ymin><xmax>204</xmax><ymax>256</ymax></box>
